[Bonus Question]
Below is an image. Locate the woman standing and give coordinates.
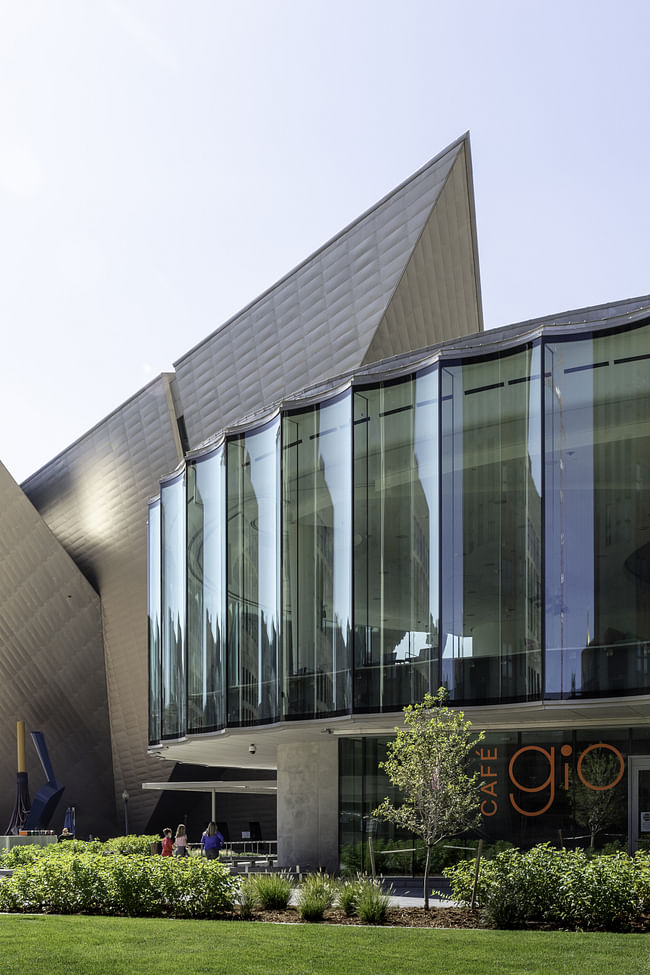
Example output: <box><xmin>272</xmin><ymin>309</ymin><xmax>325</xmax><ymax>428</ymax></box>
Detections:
<box><xmin>200</xmin><ymin>821</ymin><xmax>224</xmax><ymax>860</ymax></box>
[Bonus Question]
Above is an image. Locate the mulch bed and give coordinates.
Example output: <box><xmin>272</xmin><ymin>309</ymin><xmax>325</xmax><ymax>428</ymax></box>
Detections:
<box><xmin>239</xmin><ymin>907</ymin><xmax>650</xmax><ymax>931</ymax></box>
<box><xmin>242</xmin><ymin>907</ymin><xmax>484</xmax><ymax>928</ymax></box>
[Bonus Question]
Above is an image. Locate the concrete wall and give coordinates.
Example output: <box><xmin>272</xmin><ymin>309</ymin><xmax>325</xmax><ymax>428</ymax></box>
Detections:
<box><xmin>276</xmin><ymin>739</ymin><xmax>338</xmax><ymax>873</ymax></box>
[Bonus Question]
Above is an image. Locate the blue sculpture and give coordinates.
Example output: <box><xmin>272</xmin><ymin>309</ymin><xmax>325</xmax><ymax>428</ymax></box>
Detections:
<box><xmin>24</xmin><ymin>732</ymin><xmax>64</xmax><ymax>830</ymax></box>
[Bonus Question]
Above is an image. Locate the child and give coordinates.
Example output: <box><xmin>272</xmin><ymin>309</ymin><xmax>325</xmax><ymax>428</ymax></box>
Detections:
<box><xmin>174</xmin><ymin>823</ymin><xmax>189</xmax><ymax>857</ymax></box>
<box><xmin>161</xmin><ymin>827</ymin><xmax>173</xmax><ymax>857</ymax></box>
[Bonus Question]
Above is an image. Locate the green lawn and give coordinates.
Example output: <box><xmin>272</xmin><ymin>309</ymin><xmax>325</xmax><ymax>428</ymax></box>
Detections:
<box><xmin>0</xmin><ymin>915</ymin><xmax>647</xmax><ymax>975</ymax></box>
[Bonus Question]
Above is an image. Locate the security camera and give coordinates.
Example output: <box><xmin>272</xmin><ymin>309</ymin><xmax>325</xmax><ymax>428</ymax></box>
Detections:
<box><xmin>249</xmin><ymin>743</ymin><xmax>256</xmax><ymax>755</ymax></box>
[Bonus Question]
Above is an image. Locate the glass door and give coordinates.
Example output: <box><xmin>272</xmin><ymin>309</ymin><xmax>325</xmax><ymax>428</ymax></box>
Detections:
<box><xmin>628</xmin><ymin>757</ymin><xmax>650</xmax><ymax>853</ymax></box>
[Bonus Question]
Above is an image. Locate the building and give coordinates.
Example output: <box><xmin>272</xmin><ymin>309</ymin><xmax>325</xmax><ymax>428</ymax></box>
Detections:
<box><xmin>2</xmin><ymin>133</ymin><xmax>649</xmax><ymax>866</ymax></box>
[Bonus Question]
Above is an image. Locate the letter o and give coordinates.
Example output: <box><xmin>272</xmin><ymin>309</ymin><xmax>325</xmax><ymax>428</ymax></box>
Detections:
<box><xmin>576</xmin><ymin>743</ymin><xmax>625</xmax><ymax>791</ymax></box>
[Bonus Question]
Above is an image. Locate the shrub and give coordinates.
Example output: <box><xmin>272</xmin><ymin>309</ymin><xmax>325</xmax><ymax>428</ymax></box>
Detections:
<box><xmin>0</xmin><ymin>847</ymin><xmax>238</xmax><ymax>918</ymax></box>
<box><xmin>237</xmin><ymin>877</ymin><xmax>258</xmax><ymax>919</ymax></box>
<box><xmin>250</xmin><ymin>872</ymin><xmax>294</xmax><ymax>910</ymax></box>
<box><xmin>445</xmin><ymin>844</ymin><xmax>650</xmax><ymax>932</ymax></box>
<box><xmin>296</xmin><ymin>873</ymin><xmax>336</xmax><ymax>922</ymax></box>
<box><xmin>337</xmin><ymin>875</ymin><xmax>368</xmax><ymax>916</ymax></box>
<box><xmin>102</xmin><ymin>835</ymin><xmax>161</xmax><ymax>856</ymax></box>
<box><xmin>356</xmin><ymin>880</ymin><xmax>392</xmax><ymax>925</ymax></box>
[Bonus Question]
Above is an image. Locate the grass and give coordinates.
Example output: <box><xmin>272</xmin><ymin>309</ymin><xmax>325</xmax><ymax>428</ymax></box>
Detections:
<box><xmin>0</xmin><ymin>916</ymin><xmax>648</xmax><ymax>975</ymax></box>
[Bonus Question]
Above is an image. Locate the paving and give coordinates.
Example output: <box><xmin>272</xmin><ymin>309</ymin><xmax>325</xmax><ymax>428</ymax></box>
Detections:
<box><xmin>382</xmin><ymin>876</ymin><xmax>457</xmax><ymax>908</ymax></box>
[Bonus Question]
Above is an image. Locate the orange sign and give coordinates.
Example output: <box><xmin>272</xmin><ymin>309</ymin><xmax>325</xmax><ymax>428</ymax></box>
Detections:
<box><xmin>477</xmin><ymin>742</ymin><xmax>626</xmax><ymax>819</ymax></box>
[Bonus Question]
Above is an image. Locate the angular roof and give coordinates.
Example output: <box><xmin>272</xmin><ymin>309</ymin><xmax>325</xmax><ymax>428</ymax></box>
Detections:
<box><xmin>172</xmin><ymin>133</ymin><xmax>483</xmax><ymax>449</ymax></box>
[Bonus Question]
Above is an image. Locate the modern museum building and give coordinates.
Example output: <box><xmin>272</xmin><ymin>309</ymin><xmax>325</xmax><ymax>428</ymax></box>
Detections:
<box><xmin>3</xmin><ymin>134</ymin><xmax>649</xmax><ymax>869</ymax></box>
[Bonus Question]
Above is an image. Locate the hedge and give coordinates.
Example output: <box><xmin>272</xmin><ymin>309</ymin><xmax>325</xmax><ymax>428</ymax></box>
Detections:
<box><xmin>0</xmin><ymin>843</ymin><xmax>237</xmax><ymax>918</ymax></box>
<box><xmin>445</xmin><ymin>843</ymin><xmax>650</xmax><ymax>931</ymax></box>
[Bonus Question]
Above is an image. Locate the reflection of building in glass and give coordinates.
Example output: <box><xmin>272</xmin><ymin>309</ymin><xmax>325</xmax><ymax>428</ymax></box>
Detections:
<box><xmin>2</xmin><ymin>132</ymin><xmax>649</xmax><ymax>863</ymax></box>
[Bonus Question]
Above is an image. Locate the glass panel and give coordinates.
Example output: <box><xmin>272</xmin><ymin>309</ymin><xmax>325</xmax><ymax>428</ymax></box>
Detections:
<box><xmin>161</xmin><ymin>473</ymin><xmax>186</xmax><ymax>739</ymax></box>
<box><xmin>227</xmin><ymin>419</ymin><xmax>280</xmax><ymax>726</ymax></box>
<box><xmin>638</xmin><ymin>769</ymin><xmax>650</xmax><ymax>852</ymax></box>
<box><xmin>339</xmin><ymin>738</ymin><xmax>363</xmax><ymax>871</ymax></box>
<box><xmin>147</xmin><ymin>500</ymin><xmax>162</xmax><ymax>745</ymax></box>
<box><xmin>339</xmin><ymin>737</ymin><xmax>411</xmax><ymax>875</ymax></box>
<box><xmin>353</xmin><ymin>371</ymin><xmax>439</xmax><ymax>713</ymax></box>
<box><xmin>187</xmin><ymin>449</ymin><xmax>226</xmax><ymax>733</ymax></box>
<box><xmin>545</xmin><ymin>323</ymin><xmax>650</xmax><ymax>698</ymax></box>
<box><xmin>343</xmin><ymin>728</ymin><xmax>631</xmax><ymax>860</ymax></box>
<box><xmin>441</xmin><ymin>345</ymin><xmax>542</xmax><ymax>703</ymax></box>
<box><xmin>282</xmin><ymin>393</ymin><xmax>352</xmax><ymax>719</ymax></box>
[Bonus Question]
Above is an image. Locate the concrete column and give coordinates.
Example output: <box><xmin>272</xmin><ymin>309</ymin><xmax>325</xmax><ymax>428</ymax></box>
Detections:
<box><xmin>276</xmin><ymin>738</ymin><xmax>338</xmax><ymax>873</ymax></box>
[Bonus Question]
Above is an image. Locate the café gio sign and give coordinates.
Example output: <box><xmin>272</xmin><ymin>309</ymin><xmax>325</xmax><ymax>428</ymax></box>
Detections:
<box><xmin>477</xmin><ymin>742</ymin><xmax>625</xmax><ymax>818</ymax></box>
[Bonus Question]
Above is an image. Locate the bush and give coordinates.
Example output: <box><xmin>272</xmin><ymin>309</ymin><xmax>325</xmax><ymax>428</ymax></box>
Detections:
<box><xmin>445</xmin><ymin>844</ymin><xmax>650</xmax><ymax>932</ymax></box>
<box><xmin>0</xmin><ymin>846</ymin><xmax>238</xmax><ymax>918</ymax></box>
<box><xmin>237</xmin><ymin>877</ymin><xmax>258</xmax><ymax>919</ymax></box>
<box><xmin>337</xmin><ymin>875</ymin><xmax>367</xmax><ymax>916</ymax></box>
<box><xmin>296</xmin><ymin>873</ymin><xmax>336</xmax><ymax>922</ymax></box>
<box><xmin>357</xmin><ymin>880</ymin><xmax>392</xmax><ymax>925</ymax></box>
<box><xmin>102</xmin><ymin>835</ymin><xmax>161</xmax><ymax>856</ymax></box>
<box><xmin>250</xmin><ymin>872</ymin><xmax>294</xmax><ymax>910</ymax></box>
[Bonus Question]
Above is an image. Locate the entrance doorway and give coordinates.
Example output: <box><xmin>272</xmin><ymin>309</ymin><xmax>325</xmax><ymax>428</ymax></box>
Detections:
<box><xmin>628</xmin><ymin>756</ymin><xmax>650</xmax><ymax>853</ymax></box>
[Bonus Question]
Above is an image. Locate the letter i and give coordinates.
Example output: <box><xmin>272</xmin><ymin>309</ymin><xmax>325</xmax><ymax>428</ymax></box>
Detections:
<box><xmin>561</xmin><ymin>744</ymin><xmax>573</xmax><ymax>790</ymax></box>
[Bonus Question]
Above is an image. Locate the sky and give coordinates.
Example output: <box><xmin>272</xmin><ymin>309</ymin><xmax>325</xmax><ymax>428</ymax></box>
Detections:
<box><xmin>1</xmin><ymin>0</ymin><xmax>649</xmax><ymax>483</ymax></box>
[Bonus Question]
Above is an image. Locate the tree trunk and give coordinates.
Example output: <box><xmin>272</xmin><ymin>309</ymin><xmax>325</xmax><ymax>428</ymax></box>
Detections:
<box><xmin>423</xmin><ymin>843</ymin><xmax>431</xmax><ymax>911</ymax></box>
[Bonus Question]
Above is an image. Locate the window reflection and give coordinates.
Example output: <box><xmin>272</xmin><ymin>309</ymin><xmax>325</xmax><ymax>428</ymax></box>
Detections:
<box><xmin>353</xmin><ymin>371</ymin><xmax>439</xmax><ymax>712</ymax></box>
<box><xmin>161</xmin><ymin>473</ymin><xmax>186</xmax><ymax>739</ymax></box>
<box><xmin>227</xmin><ymin>419</ymin><xmax>280</xmax><ymax>726</ymax></box>
<box><xmin>545</xmin><ymin>324</ymin><xmax>650</xmax><ymax>698</ymax></box>
<box><xmin>187</xmin><ymin>449</ymin><xmax>226</xmax><ymax>733</ymax></box>
<box><xmin>147</xmin><ymin>500</ymin><xmax>161</xmax><ymax>744</ymax></box>
<box><xmin>441</xmin><ymin>346</ymin><xmax>542</xmax><ymax>703</ymax></box>
<box><xmin>282</xmin><ymin>393</ymin><xmax>352</xmax><ymax>719</ymax></box>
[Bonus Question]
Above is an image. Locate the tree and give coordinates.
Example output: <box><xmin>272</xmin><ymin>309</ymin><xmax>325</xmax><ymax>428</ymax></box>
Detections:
<box><xmin>374</xmin><ymin>688</ymin><xmax>485</xmax><ymax>909</ymax></box>
<box><xmin>571</xmin><ymin>750</ymin><xmax>625</xmax><ymax>849</ymax></box>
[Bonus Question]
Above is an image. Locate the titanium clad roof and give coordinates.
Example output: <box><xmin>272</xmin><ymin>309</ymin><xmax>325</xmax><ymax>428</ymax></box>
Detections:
<box><xmin>187</xmin><ymin>294</ymin><xmax>650</xmax><ymax>450</ymax></box>
<box><xmin>363</xmin><ymin>142</ymin><xmax>482</xmax><ymax>362</ymax></box>
<box><xmin>21</xmin><ymin>377</ymin><xmax>182</xmax><ymax>829</ymax></box>
<box><xmin>172</xmin><ymin>134</ymin><xmax>482</xmax><ymax>450</ymax></box>
<box><xmin>0</xmin><ymin>461</ymin><xmax>115</xmax><ymax>836</ymax></box>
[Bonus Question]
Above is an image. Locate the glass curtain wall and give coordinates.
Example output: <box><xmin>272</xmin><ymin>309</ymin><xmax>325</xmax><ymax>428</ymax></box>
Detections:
<box><xmin>227</xmin><ymin>418</ymin><xmax>280</xmax><ymax>726</ymax></box>
<box><xmin>281</xmin><ymin>392</ymin><xmax>352</xmax><ymax>719</ymax></box>
<box><xmin>441</xmin><ymin>345</ymin><xmax>542</xmax><ymax>703</ymax></box>
<box><xmin>545</xmin><ymin>323</ymin><xmax>650</xmax><ymax>697</ymax></box>
<box><xmin>187</xmin><ymin>448</ymin><xmax>226</xmax><ymax>733</ymax></box>
<box><xmin>147</xmin><ymin>500</ymin><xmax>161</xmax><ymax>744</ymax></box>
<box><xmin>160</xmin><ymin>472</ymin><xmax>186</xmax><ymax>739</ymax></box>
<box><xmin>353</xmin><ymin>371</ymin><xmax>439</xmax><ymax>712</ymax></box>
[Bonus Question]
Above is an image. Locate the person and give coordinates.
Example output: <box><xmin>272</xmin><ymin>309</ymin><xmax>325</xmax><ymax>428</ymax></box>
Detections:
<box><xmin>161</xmin><ymin>827</ymin><xmax>173</xmax><ymax>857</ymax></box>
<box><xmin>200</xmin><ymin>821</ymin><xmax>224</xmax><ymax>860</ymax></box>
<box><xmin>174</xmin><ymin>823</ymin><xmax>189</xmax><ymax>857</ymax></box>
<box><xmin>58</xmin><ymin>827</ymin><xmax>73</xmax><ymax>842</ymax></box>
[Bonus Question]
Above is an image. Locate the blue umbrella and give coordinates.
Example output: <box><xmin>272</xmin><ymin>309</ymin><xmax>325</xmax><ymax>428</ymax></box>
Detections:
<box><xmin>63</xmin><ymin>806</ymin><xmax>75</xmax><ymax>835</ymax></box>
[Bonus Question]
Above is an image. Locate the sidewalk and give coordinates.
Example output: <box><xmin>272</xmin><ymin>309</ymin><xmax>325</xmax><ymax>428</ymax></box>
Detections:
<box><xmin>382</xmin><ymin>876</ymin><xmax>457</xmax><ymax>908</ymax></box>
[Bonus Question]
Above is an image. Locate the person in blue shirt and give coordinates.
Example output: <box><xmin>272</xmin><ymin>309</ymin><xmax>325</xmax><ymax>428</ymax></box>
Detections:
<box><xmin>201</xmin><ymin>821</ymin><xmax>224</xmax><ymax>860</ymax></box>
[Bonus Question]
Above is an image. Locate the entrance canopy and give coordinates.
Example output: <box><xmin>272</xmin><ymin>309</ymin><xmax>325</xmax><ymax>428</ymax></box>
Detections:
<box><xmin>142</xmin><ymin>780</ymin><xmax>277</xmax><ymax>821</ymax></box>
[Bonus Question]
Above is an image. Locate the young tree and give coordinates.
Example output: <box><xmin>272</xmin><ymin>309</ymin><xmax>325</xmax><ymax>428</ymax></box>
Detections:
<box><xmin>374</xmin><ymin>688</ymin><xmax>485</xmax><ymax>909</ymax></box>
<box><xmin>571</xmin><ymin>750</ymin><xmax>625</xmax><ymax>849</ymax></box>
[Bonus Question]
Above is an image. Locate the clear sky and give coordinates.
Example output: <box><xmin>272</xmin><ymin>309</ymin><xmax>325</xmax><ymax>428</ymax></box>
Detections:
<box><xmin>1</xmin><ymin>0</ymin><xmax>649</xmax><ymax>482</ymax></box>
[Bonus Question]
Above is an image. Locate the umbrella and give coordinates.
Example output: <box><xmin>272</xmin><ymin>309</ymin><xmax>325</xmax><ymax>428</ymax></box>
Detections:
<box><xmin>63</xmin><ymin>806</ymin><xmax>76</xmax><ymax>835</ymax></box>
